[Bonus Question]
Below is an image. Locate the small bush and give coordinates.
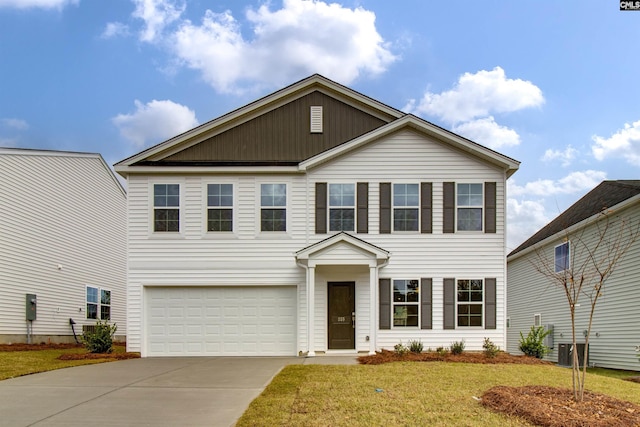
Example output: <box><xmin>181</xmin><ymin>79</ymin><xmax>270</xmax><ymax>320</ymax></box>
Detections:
<box><xmin>408</xmin><ymin>340</ymin><xmax>424</xmax><ymax>354</ymax></box>
<box><xmin>82</xmin><ymin>320</ymin><xmax>117</xmax><ymax>353</ymax></box>
<box><xmin>394</xmin><ymin>342</ymin><xmax>409</xmax><ymax>356</ymax></box>
<box><xmin>435</xmin><ymin>346</ymin><xmax>448</xmax><ymax>356</ymax></box>
<box><xmin>450</xmin><ymin>340</ymin><xmax>465</xmax><ymax>355</ymax></box>
<box><xmin>483</xmin><ymin>337</ymin><xmax>500</xmax><ymax>358</ymax></box>
<box><xmin>518</xmin><ymin>326</ymin><xmax>551</xmax><ymax>359</ymax></box>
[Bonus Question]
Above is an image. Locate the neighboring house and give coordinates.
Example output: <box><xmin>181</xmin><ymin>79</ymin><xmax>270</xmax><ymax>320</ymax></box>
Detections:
<box><xmin>115</xmin><ymin>74</ymin><xmax>520</xmax><ymax>357</ymax></box>
<box><xmin>507</xmin><ymin>180</ymin><xmax>640</xmax><ymax>371</ymax></box>
<box><xmin>0</xmin><ymin>148</ymin><xmax>127</xmax><ymax>344</ymax></box>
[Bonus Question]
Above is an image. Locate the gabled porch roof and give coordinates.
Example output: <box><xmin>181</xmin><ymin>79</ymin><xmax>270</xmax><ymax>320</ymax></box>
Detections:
<box><xmin>295</xmin><ymin>232</ymin><xmax>390</xmax><ymax>268</ymax></box>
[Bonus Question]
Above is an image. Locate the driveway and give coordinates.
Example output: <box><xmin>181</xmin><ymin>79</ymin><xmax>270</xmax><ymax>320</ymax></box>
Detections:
<box><xmin>0</xmin><ymin>356</ymin><xmax>357</xmax><ymax>427</ymax></box>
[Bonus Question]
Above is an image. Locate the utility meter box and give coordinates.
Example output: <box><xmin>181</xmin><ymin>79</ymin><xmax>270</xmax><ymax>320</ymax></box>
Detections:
<box><xmin>26</xmin><ymin>293</ymin><xmax>37</xmax><ymax>320</ymax></box>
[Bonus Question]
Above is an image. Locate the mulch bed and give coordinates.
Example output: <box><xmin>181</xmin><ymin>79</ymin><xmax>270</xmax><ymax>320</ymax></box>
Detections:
<box><xmin>0</xmin><ymin>342</ymin><xmax>140</xmax><ymax>360</ymax></box>
<box><xmin>359</xmin><ymin>350</ymin><xmax>640</xmax><ymax>426</ymax></box>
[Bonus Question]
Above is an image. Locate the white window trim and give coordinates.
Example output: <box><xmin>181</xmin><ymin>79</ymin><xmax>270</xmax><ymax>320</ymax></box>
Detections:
<box><xmin>534</xmin><ymin>313</ymin><xmax>542</xmax><ymax>327</ymax></box>
<box><xmin>86</xmin><ymin>285</ymin><xmax>112</xmax><ymax>321</ymax></box>
<box><xmin>554</xmin><ymin>241</ymin><xmax>571</xmax><ymax>273</ymax></box>
<box><xmin>328</xmin><ymin>182</ymin><xmax>356</xmax><ymax>233</ymax></box>
<box><xmin>455</xmin><ymin>278</ymin><xmax>484</xmax><ymax>328</ymax></box>
<box><xmin>455</xmin><ymin>182</ymin><xmax>484</xmax><ymax>233</ymax></box>
<box><xmin>392</xmin><ymin>182</ymin><xmax>420</xmax><ymax>233</ymax></box>
<box><xmin>256</xmin><ymin>181</ymin><xmax>290</xmax><ymax>236</ymax></box>
<box><xmin>202</xmin><ymin>180</ymin><xmax>238</xmax><ymax>238</ymax></box>
<box><xmin>391</xmin><ymin>278</ymin><xmax>420</xmax><ymax>329</ymax></box>
<box><xmin>149</xmin><ymin>180</ymin><xmax>185</xmax><ymax>238</ymax></box>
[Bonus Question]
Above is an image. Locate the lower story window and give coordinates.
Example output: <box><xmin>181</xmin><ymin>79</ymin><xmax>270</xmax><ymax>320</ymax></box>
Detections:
<box><xmin>87</xmin><ymin>287</ymin><xmax>111</xmax><ymax>320</ymax></box>
<box><xmin>457</xmin><ymin>279</ymin><xmax>482</xmax><ymax>326</ymax></box>
<box><xmin>393</xmin><ymin>279</ymin><xmax>419</xmax><ymax>327</ymax></box>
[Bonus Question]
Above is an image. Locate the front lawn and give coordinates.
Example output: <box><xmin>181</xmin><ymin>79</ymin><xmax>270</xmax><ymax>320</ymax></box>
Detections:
<box><xmin>236</xmin><ymin>362</ymin><xmax>640</xmax><ymax>426</ymax></box>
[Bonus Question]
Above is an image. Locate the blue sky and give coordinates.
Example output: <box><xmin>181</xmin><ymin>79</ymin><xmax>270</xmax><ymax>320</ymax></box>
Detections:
<box><xmin>1</xmin><ymin>0</ymin><xmax>639</xmax><ymax>250</ymax></box>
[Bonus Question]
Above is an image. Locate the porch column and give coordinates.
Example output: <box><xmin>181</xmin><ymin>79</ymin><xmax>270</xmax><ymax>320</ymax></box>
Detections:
<box><xmin>307</xmin><ymin>265</ymin><xmax>316</xmax><ymax>357</ymax></box>
<box><xmin>369</xmin><ymin>265</ymin><xmax>377</xmax><ymax>355</ymax></box>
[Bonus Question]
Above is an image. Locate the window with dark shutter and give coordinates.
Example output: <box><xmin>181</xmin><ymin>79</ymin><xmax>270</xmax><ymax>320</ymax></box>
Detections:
<box><xmin>379</xmin><ymin>278</ymin><xmax>391</xmax><ymax>330</ymax></box>
<box><xmin>315</xmin><ymin>182</ymin><xmax>327</xmax><ymax>234</ymax></box>
<box><xmin>379</xmin><ymin>183</ymin><xmax>391</xmax><ymax>234</ymax></box>
<box><xmin>420</xmin><ymin>278</ymin><xmax>432</xmax><ymax>329</ymax></box>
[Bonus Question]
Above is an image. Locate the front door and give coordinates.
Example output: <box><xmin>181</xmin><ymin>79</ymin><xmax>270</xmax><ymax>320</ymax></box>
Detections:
<box><xmin>328</xmin><ymin>282</ymin><xmax>355</xmax><ymax>349</ymax></box>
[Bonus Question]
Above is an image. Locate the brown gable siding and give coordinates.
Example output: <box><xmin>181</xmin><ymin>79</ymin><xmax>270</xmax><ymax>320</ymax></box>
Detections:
<box><xmin>159</xmin><ymin>91</ymin><xmax>388</xmax><ymax>164</ymax></box>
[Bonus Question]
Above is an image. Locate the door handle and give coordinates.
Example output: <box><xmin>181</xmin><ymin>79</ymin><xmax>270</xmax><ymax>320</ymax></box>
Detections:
<box><xmin>352</xmin><ymin>312</ymin><xmax>356</xmax><ymax>329</ymax></box>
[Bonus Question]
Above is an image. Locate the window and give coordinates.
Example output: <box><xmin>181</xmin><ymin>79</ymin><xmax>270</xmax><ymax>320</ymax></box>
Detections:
<box><xmin>457</xmin><ymin>183</ymin><xmax>483</xmax><ymax>231</ymax></box>
<box><xmin>392</xmin><ymin>279</ymin><xmax>419</xmax><ymax>327</ymax></box>
<box><xmin>457</xmin><ymin>279</ymin><xmax>483</xmax><ymax>327</ymax></box>
<box><xmin>154</xmin><ymin>184</ymin><xmax>180</xmax><ymax>232</ymax></box>
<box><xmin>534</xmin><ymin>313</ymin><xmax>542</xmax><ymax>327</ymax></box>
<box><xmin>207</xmin><ymin>184</ymin><xmax>233</xmax><ymax>232</ymax></box>
<box><xmin>329</xmin><ymin>184</ymin><xmax>355</xmax><ymax>231</ymax></box>
<box><xmin>555</xmin><ymin>242</ymin><xmax>570</xmax><ymax>273</ymax></box>
<box><xmin>261</xmin><ymin>183</ymin><xmax>286</xmax><ymax>231</ymax></box>
<box><xmin>86</xmin><ymin>287</ymin><xmax>111</xmax><ymax>320</ymax></box>
<box><xmin>393</xmin><ymin>184</ymin><xmax>419</xmax><ymax>231</ymax></box>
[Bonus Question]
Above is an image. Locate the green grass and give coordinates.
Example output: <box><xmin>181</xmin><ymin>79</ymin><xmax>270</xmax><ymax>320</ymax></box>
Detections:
<box><xmin>0</xmin><ymin>346</ymin><xmax>126</xmax><ymax>380</ymax></box>
<box><xmin>237</xmin><ymin>362</ymin><xmax>640</xmax><ymax>427</ymax></box>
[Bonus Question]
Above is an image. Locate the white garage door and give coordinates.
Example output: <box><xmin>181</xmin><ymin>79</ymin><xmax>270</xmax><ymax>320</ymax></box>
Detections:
<box><xmin>146</xmin><ymin>286</ymin><xmax>297</xmax><ymax>356</ymax></box>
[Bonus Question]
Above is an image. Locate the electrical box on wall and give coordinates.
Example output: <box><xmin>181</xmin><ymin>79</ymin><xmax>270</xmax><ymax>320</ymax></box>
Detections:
<box><xmin>26</xmin><ymin>293</ymin><xmax>37</xmax><ymax>320</ymax></box>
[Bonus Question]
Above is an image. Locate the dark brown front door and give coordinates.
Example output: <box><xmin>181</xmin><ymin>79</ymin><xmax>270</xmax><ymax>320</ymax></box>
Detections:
<box><xmin>328</xmin><ymin>282</ymin><xmax>355</xmax><ymax>349</ymax></box>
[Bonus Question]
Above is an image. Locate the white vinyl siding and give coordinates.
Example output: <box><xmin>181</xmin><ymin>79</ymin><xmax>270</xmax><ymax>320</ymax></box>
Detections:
<box><xmin>0</xmin><ymin>151</ymin><xmax>126</xmax><ymax>342</ymax></box>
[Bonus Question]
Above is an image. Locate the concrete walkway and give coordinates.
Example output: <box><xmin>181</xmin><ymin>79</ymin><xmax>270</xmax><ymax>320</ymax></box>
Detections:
<box><xmin>0</xmin><ymin>355</ymin><xmax>358</xmax><ymax>427</ymax></box>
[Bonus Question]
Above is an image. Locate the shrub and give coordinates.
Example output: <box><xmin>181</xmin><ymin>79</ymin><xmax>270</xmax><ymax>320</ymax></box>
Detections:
<box><xmin>518</xmin><ymin>326</ymin><xmax>551</xmax><ymax>359</ymax></box>
<box><xmin>408</xmin><ymin>340</ymin><xmax>424</xmax><ymax>354</ymax></box>
<box><xmin>435</xmin><ymin>346</ymin><xmax>448</xmax><ymax>356</ymax></box>
<box><xmin>394</xmin><ymin>342</ymin><xmax>409</xmax><ymax>356</ymax></box>
<box><xmin>82</xmin><ymin>320</ymin><xmax>117</xmax><ymax>353</ymax></box>
<box><xmin>450</xmin><ymin>340</ymin><xmax>465</xmax><ymax>355</ymax></box>
<box><xmin>483</xmin><ymin>337</ymin><xmax>500</xmax><ymax>358</ymax></box>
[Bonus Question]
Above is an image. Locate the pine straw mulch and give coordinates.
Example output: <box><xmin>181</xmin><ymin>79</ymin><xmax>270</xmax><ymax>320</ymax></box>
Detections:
<box><xmin>0</xmin><ymin>342</ymin><xmax>140</xmax><ymax>360</ymax></box>
<box><xmin>358</xmin><ymin>351</ymin><xmax>640</xmax><ymax>427</ymax></box>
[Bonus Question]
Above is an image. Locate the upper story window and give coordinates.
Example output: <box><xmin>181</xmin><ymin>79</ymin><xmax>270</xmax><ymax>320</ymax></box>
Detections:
<box><xmin>555</xmin><ymin>241</ymin><xmax>570</xmax><ymax>273</ymax></box>
<box><xmin>329</xmin><ymin>184</ymin><xmax>355</xmax><ymax>232</ymax></box>
<box><xmin>153</xmin><ymin>184</ymin><xmax>180</xmax><ymax>232</ymax></box>
<box><xmin>393</xmin><ymin>279</ymin><xmax>419</xmax><ymax>327</ymax></box>
<box><xmin>87</xmin><ymin>286</ymin><xmax>111</xmax><ymax>320</ymax></box>
<box><xmin>261</xmin><ymin>183</ymin><xmax>286</xmax><ymax>232</ymax></box>
<box><xmin>393</xmin><ymin>184</ymin><xmax>419</xmax><ymax>231</ymax></box>
<box><xmin>457</xmin><ymin>183</ymin><xmax>483</xmax><ymax>231</ymax></box>
<box><xmin>457</xmin><ymin>279</ymin><xmax>483</xmax><ymax>327</ymax></box>
<box><xmin>207</xmin><ymin>184</ymin><xmax>233</xmax><ymax>232</ymax></box>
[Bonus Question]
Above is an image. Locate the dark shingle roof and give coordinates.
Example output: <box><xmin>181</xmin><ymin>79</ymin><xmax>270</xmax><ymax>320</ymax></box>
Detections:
<box><xmin>508</xmin><ymin>180</ymin><xmax>640</xmax><ymax>257</ymax></box>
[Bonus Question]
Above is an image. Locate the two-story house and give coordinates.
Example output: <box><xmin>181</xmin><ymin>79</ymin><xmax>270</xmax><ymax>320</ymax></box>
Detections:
<box><xmin>115</xmin><ymin>74</ymin><xmax>519</xmax><ymax>357</ymax></box>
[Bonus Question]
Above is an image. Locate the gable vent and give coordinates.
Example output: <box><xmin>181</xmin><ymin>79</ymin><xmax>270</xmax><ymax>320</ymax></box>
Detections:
<box><xmin>310</xmin><ymin>106</ymin><xmax>323</xmax><ymax>133</ymax></box>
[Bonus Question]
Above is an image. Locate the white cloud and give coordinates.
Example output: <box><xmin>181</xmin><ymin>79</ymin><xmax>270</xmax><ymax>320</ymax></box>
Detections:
<box><xmin>101</xmin><ymin>22</ymin><xmax>130</xmax><ymax>39</ymax></box>
<box><xmin>112</xmin><ymin>99</ymin><xmax>198</xmax><ymax>147</ymax></box>
<box><xmin>452</xmin><ymin>116</ymin><xmax>520</xmax><ymax>149</ymax></box>
<box><xmin>405</xmin><ymin>67</ymin><xmax>544</xmax><ymax>124</ymax></box>
<box><xmin>541</xmin><ymin>145</ymin><xmax>577</xmax><ymax>167</ymax></box>
<box><xmin>591</xmin><ymin>119</ymin><xmax>640</xmax><ymax>166</ymax></box>
<box><xmin>132</xmin><ymin>0</ymin><xmax>185</xmax><ymax>43</ymax></box>
<box><xmin>507</xmin><ymin>198</ymin><xmax>549</xmax><ymax>250</ymax></box>
<box><xmin>0</xmin><ymin>0</ymin><xmax>77</xmax><ymax>9</ymax></box>
<box><xmin>0</xmin><ymin>137</ymin><xmax>18</xmax><ymax>147</ymax></box>
<box><xmin>508</xmin><ymin>170</ymin><xmax>607</xmax><ymax>197</ymax></box>
<box><xmin>1</xmin><ymin>118</ymin><xmax>28</xmax><ymax>130</ymax></box>
<box><xmin>133</xmin><ymin>0</ymin><xmax>395</xmax><ymax>93</ymax></box>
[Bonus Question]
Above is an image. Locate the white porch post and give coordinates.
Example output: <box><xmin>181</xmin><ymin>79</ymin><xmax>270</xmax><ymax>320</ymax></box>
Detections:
<box><xmin>307</xmin><ymin>265</ymin><xmax>316</xmax><ymax>357</ymax></box>
<box><xmin>369</xmin><ymin>265</ymin><xmax>377</xmax><ymax>355</ymax></box>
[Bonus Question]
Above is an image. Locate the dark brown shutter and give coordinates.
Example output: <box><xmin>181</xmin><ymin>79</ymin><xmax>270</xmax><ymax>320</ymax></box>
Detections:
<box><xmin>379</xmin><ymin>278</ymin><xmax>391</xmax><ymax>330</ymax></box>
<box><xmin>379</xmin><ymin>182</ymin><xmax>391</xmax><ymax>234</ymax></box>
<box><xmin>315</xmin><ymin>182</ymin><xmax>327</xmax><ymax>234</ymax></box>
<box><xmin>443</xmin><ymin>278</ymin><xmax>455</xmax><ymax>330</ymax></box>
<box><xmin>485</xmin><ymin>182</ymin><xmax>496</xmax><ymax>234</ymax></box>
<box><xmin>485</xmin><ymin>278</ymin><xmax>496</xmax><ymax>329</ymax></box>
<box><xmin>357</xmin><ymin>182</ymin><xmax>368</xmax><ymax>233</ymax></box>
<box><xmin>420</xmin><ymin>278</ymin><xmax>432</xmax><ymax>329</ymax></box>
<box><xmin>420</xmin><ymin>182</ymin><xmax>432</xmax><ymax>234</ymax></box>
<box><xmin>443</xmin><ymin>182</ymin><xmax>455</xmax><ymax>234</ymax></box>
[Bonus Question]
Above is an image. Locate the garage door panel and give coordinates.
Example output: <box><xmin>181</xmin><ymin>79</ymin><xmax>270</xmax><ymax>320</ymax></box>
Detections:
<box><xmin>146</xmin><ymin>286</ymin><xmax>296</xmax><ymax>356</ymax></box>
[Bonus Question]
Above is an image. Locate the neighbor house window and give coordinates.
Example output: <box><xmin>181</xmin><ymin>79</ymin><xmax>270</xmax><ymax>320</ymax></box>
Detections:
<box><xmin>393</xmin><ymin>279</ymin><xmax>419</xmax><ymax>327</ymax></box>
<box><xmin>261</xmin><ymin>184</ymin><xmax>286</xmax><ymax>231</ymax></box>
<box><xmin>393</xmin><ymin>183</ymin><xmax>419</xmax><ymax>231</ymax></box>
<box><xmin>207</xmin><ymin>184</ymin><xmax>233</xmax><ymax>232</ymax></box>
<box><xmin>154</xmin><ymin>184</ymin><xmax>180</xmax><ymax>232</ymax></box>
<box><xmin>457</xmin><ymin>183</ymin><xmax>483</xmax><ymax>231</ymax></box>
<box><xmin>555</xmin><ymin>242</ymin><xmax>570</xmax><ymax>273</ymax></box>
<box><xmin>86</xmin><ymin>287</ymin><xmax>111</xmax><ymax>320</ymax></box>
<box><xmin>457</xmin><ymin>279</ymin><xmax>483</xmax><ymax>327</ymax></box>
<box><xmin>329</xmin><ymin>183</ymin><xmax>355</xmax><ymax>231</ymax></box>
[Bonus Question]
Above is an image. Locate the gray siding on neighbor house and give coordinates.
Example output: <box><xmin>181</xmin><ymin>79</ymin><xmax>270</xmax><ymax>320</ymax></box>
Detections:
<box><xmin>158</xmin><ymin>91</ymin><xmax>388</xmax><ymax>163</ymax></box>
<box><xmin>507</xmin><ymin>201</ymin><xmax>640</xmax><ymax>371</ymax></box>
